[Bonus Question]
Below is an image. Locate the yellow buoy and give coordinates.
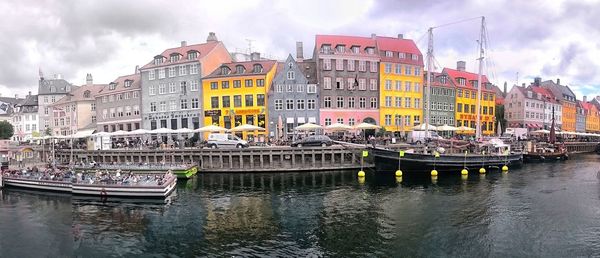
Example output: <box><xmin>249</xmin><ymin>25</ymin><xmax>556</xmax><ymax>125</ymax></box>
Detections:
<box><xmin>461</xmin><ymin>174</ymin><xmax>468</xmax><ymax>180</ymax></box>
<box><xmin>358</xmin><ymin>171</ymin><xmax>366</xmax><ymax>177</ymax></box>
<box><xmin>461</xmin><ymin>169</ymin><xmax>468</xmax><ymax>175</ymax></box>
<box><xmin>431</xmin><ymin>170</ymin><xmax>438</xmax><ymax>176</ymax></box>
<box><xmin>502</xmin><ymin>165</ymin><xmax>509</xmax><ymax>172</ymax></box>
<box><xmin>395</xmin><ymin>170</ymin><xmax>403</xmax><ymax>177</ymax></box>
<box><xmin>479</xmin><ymin>167</ymin><xmax>486</xmax><ymax>174</ymax></box>
<box><xmin>396</xmin><ymin>176</ymin><xmax>403</xmax><ymax>183</ymax></box>
<box><xmin>358</xmin><ymin>177</ymin><xmax>365</xmax><ymax>184</ymax></box>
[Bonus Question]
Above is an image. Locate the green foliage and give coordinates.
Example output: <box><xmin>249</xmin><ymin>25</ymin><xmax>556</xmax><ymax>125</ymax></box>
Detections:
<box><xmin>0</xmin><ymin>121</ymin><xmax>14</xmax><ymax>139</ymax></box>
<box><xmin>44</xmin><ymin>127</ymin><xmax>52</xmax><ymax>136</ymax></box>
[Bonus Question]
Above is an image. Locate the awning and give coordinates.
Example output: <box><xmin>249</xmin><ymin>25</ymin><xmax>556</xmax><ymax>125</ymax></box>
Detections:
<box><xmin>70</xmin><ymin>129</ymin><xmax>96</xmax><ymax>138</ymax></box>
<box><xmin>308</xmin><ymin>117</ymin><xmax>317</xmax><ymax>123</ymax></box>
<box><xmin>297</xmin><ymin>117</ymin><xmax>306</xmax><ymax>124</ymax></box>
<box><xmin>286</xmin><ymin>117</ymin><xmax>294</xmax><ymax>123</ymax></box>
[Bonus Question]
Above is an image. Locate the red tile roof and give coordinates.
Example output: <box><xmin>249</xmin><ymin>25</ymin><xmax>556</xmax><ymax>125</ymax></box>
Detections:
<box><xmin>97</xmin><ymin>73</ymin><xmax>141</xmax><ymax>97</ymax></box>
<box><xmin>443</xmin><ymin>68</ymin><xmax>492</xmax><ymax>92</ymax></box>
<box><xmin>204</xmin><ymin>60</ymin><xmax>277</xmax><ymax>79</ymax></box>
<box><xmin>141</xmin><ymin>41</ymin><xmax>221</xmax><ymax>69</ymax></box>
<box><xmin>375</xmin><ymin>36</ymin><xmax>423</xmax><ymax>66</ymax></box>
<box><xmin>529</xmin><ymin>85</ymin><xmax>558</xmax><ymax>103</ymax></box>
<box><xmin>315</xmin><ymin>35</ymin><xmax>376</xmax><ymax>54</ymax></box>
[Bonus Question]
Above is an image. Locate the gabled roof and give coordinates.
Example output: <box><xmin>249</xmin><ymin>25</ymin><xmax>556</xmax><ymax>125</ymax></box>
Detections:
<box><xmin>140</xmin><ymin>41</ymin><xmax>221</xmax><ymax>69</ymax></box>
<box><xmin>528</xmin><ymin>85</ymin><xmax>558</xmax><ymax>103</ymax></box>
<box><xmin>442</xmin><ymin>68</ymin><xmax>492</xmax><ymax>92</ymax></box>
<box><xmin>204</xmin><ymin>60</ymin><xmax>277</xmax><ymax>79</ymax></box>
<box><xmin>424</xmin><ymin>72</ymin><xmax>454</xmax><ymax>88</ymax></box>
<box><xmin>375</xmin><ymin>36</ymin><xmax>423</xmax><ymax>66</ymax></box>
<box><xmin>97</xmin><ymin>73</ymin><xmax>141</xmax><ymax>97</ymax></box>
<box><xmin>315</xmin><ymin>35</ymin><xmax>377</xmax><ymax>54</ymax></box>
<box><xmin>540</xmin><ymin>80</ymin><xmax>576</xmax><ymax>102</ymax></box>
<box><xmin>52</xmin><ymin>84</ymin><xmax>106</xmax><ymax>106</ymax></box>
<box><xmin>17</xmin><ymin>94</ymin><xmax>38</xmax><ymax>107</ymax></box>
<box><xmin>299</xmin><ymin>59</ymin><xmax>318</xmax><ymax>84</ymax></box>
<box><xmin>38</xmin><ymin>78</ymin><xmax>77</xmax><ymax>95</ymax></box>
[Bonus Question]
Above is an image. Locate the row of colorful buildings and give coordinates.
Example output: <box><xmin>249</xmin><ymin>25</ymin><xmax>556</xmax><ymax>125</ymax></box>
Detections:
<box><xmin>4</xmin><ymin>32</ymin><xmax>600</xmax><ymax>142</ymax></box>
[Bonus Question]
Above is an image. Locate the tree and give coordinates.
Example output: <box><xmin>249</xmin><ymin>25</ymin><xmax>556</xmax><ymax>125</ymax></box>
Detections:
<box><xmin>495</xmin><ymin>104</ymin><xmax>506</xmax><ymax>134</ymax></box>
<box><xmin>44</xmin><ymin>127</ymin><xmax>52</xmax><ymax>136</ymax></box>
<box><xmin>0</xmin><ymin>121</ymin><xmax>14</xmax><ymax>139</ymax></box>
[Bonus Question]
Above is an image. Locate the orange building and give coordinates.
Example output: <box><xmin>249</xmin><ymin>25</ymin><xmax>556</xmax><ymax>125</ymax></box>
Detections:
<box><xmin>583</xmin><ymin>101</ymin><xmax>600</xmax><ymax>133</ymax></box>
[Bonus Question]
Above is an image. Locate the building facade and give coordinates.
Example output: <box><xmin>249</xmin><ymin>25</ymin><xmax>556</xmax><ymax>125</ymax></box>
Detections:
<box><xmin>0</xmin><ymin>95</ymin><xmax>22</xmax><ymax>124</ymax></box>
<box><xmin>95</xmin><ymin>72</ymin><xmax>142</xmax><ymax>132</ymax></box>
<box><xmin>540</xmin><ymin>78</ymin><xmax>576</xmax><ymax>132</ymax></box>
<box><xmin>377</xmin><ymin>35</ymin><xmax>424</xmax><ymax>133</ymax></box>
<box><xmin>583</xmin><ymin>100</ymin><xmax>600</xmax><ymax>133</ymax></box>
<box><xmin>424</xmin><ymin>72</ymin><xmax>456</xmax><ymax>127</ymax></box>
<box><xmin>201</xmin><ymin>56</ymin><xmax>277</xmax><ymax>140</ymax></box>
<box><xmin>37</xmin><ymin>74</ymin><xmax>77</xmax><ymax>133</ymax></box>
<box><xmin>11</xmin><ymin>93</ymin><xmax>39</xmax><ymax>141</ymax></box>
<box><xmin>139</xmin><ymin>33</ymin><xmax>232</xmax><ymax>130</ymax></box>
<box><xmin>267</xmin><ymin>53</ymin><xmax>319</xmax><ymax>140</ymax></box>
<box><xmin>505</xmin><ymin>85</ymin><xmax>560</xmax><ymax>130</ymax></box>
<box><xmin>443</xmin><ymin>61</ymin><xmax>495</xmax><ymax>135</ymax></box>
<box><xmin>49</xmin><ymin>77</ymin><xmax>105</xmax><ymax>136</ymax></box>
<box><xmin>576</xmin><ymin>100</ymin><xmax>586</xmax><ymax>132</ymax></box>
<box><xmin>528</xmin><ymin>84</ymin><xmax>562</xmax><ymax>129</ymax></box>
<box><xmin>314</xmin><ymin>34</ymin><xmax>380</xmax><ymax>127</ymax></box>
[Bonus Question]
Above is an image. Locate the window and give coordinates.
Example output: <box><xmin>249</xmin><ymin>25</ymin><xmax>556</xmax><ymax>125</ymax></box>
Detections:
<box><xmin>450</xmin><ymin>103</ymin><xmax>454</xmax><ymax>111</ymax></box>
<box><xmin>347</xmin><ymin>60</ymin><xmax>355</xmax><ymax>71</ymax></box>
<box><xmin>336</xmin><ymin>59</ymin><xmax>344</xmax><ymax>70</ymax></box>
<box><xmin>385</xmin><ymin>114</ymin><xmax>392</xmax><ymax>126</ymax></box>
<box><xmin>190</xmin><ymin>64</ymin><xmax>198</xmax><ymax>74</ymax></box>
<box><xmin>395</xmin><ymin>97</ymin><xmax>401</xmax><ymax>107</ymax></box>
<box><xmin>404</xmin><ymin>66</ymin><xmax>412</xmax><ymax>75</ymax></box>
<box><xmin>324</xmin><ymin>77</ymin><xmax>332</xmax><ymax>89</ymax></box>
<box><xmin>414</xmin><ymin>83</ymin><xmax>420</xmax><ymax>92</ymax></box>
<box><xmin>404</xmin><ymin>81</ymin><xmax>411</xmax><ymax>92</ymax></box>
<box><xmin>489</xmin><ymin>107</ymin><xmax>494</xmax><ymax>114</ymax></box>
<box><xmin>150</xmin><ymin>103</ymin><xmax>156</xmax><ymax>112</ymax></box>
<box><xmin>149</xmin><ymin>70</ymin><xmax>155</xmax><ymax>80</ymax></box>
<box><xmin>133</xmin><ymin>106</ymin><xmax>140</xmax><ymax>115</ymax></box>
<box><xmin>275</xmin><ymin>99</ymin><xmax>283</xmax><ymax>110</ymax></box>
<box><xmin>405</xmin><ymin>97</ymin><xmax>411</xmax><ymax>108</ymax></box>
<box><xmin>191</xmin><ymin>98</ymin><xmax>199</xmax><ymax>109</ymax></box>
<box><xmin>404</xmin><ymin>115</ymin><xmax>411</xmax><ymax>126</ymax></box>
<box><xmin>347</xmin><ymin>78</ymin><xmax>355</xmax><ymax>90</ymax></box>
<box><xmin>91</xmin><ymin>103</ymin><xmax>96</xmax><ymax>111</ymax></box>
<box><xmin>102</xmin><ymin>96</ymin><xmax>108</xmax><ymax>103</ymax></box>
<box><xmin>370</xmin><ymin>97</ymin><xmax>377</xmax><ymax>108</ymax></box>
<box><xmin>472</xmin><ymin>91</ymin><xmax>476</xmax><ymax>99</ymax></box>
<box><xmin>257</xmin><ymin>94</ymin><xmax>265</xmax><ymax>106</ymax></box>
<box><xmin>297</xmin><ymin>99</ymin><xmax>305</xmax><ymax>110</ymax></box>
<box><xmin>323</xmin><ymin>59</ymin><xmax>331</xmax><ymax>70</ymax></box>
<box><xmin>414</xmin><ymin>67</ymin><xmax>421</xmax><ymax>76</ymax></box>
<box><xmin>348</xmin><ymin>97</ymin><xmax>355</xmax><ymax>108</ymax></box>
<box><xmin>369</xmin><ymin>79</ymin><xmax>377</xmax><ymax>91</ymax></box>
<box><xmin>189</xmin><ymin>81</ymin><xmax>198</xmax><ymax>91</ymax></box>
<box><xmin>149</xmin><ymin>85</ymin><xmax>156</xmax><ymax>95</ymax></box>
<box><xmin>351</xmin><ymin>46</ymin><xmax>359</xmax><ymax>53</ymax></box>
<box><xmin>159</xmin><ymin>84</ymin><xmax>166</xmax><ymax>94</ymax></box>
<box><xmin>210</xmin><ymin>82</ymin><xmax>218</xmax><ymax>90</ymax></box>
<box><xmin>443</xmin><ymin>103</ymin><xmax>448</xmax><ymax>111</ymax></box>
<box><xmin>170</xmin><ymin>100</ymin><xmax>176</xmax><ymax>110</ymax></box>
<box><xmin>287</xmin><ymin>84</ymin><xmax>294</xmax><ymax>92</ymax></box>
<box><xmin>159</xmin><ymin>101</ymin><xmax>166</xmax><ymax>112</ymax></box>
<box><xmin>133</xmin><ymin>91</ymin><xmax>139</xmax><ymax>98</ymax></box>
<box><xmin>366</xmin><ymin>48</ymin><xmax>375</xmax><ymax>54</ymax></box>
<box><xmin>169</xmin><ymin>67</ymin><xmax>176</xmax><ymax>77</ymax></box>
<box><xmin>385</xmin><ymin>96</ymin><xmax>392</xmax><ymax>107</ymax></box>
<box><xmin>336</xmin><ymin>78</ymin><xmax>343</xmax><ymax>89</ymax></box>
<box><xmin>245</xmin><ymin>94</ymin><xmax>254</xmax><ymax>106</ymax></box>
<box><xmin>359</xmin><ymin>79</ymin><xmax>366</xmax><ymax>90</ymax></box>
<box><xmin>325</xmin><ymin>118</ymin><xmax>332</xmax><ymax>126</ymax></box>
<box><xmin>414</xmin><ymin>98</ymin><xmax>420</xmax><ymax>109</ymax></box>
<box><xmin>287</xmin><ymin>71</ymin><xmax>295</xmax><ymax>80</ymax></box>
<box><xmin>370</xmin><ymin>61</ymin><xmax>377</xmax><ymax>72</ymax></box>
<box><xmin>222</xmin><ymin>96</ymin><xmax>230</xmax><ymax>108</ymax></box>
<box><xmin>307</xmin><ymin>84</ymin><xmax>317</xmax><ymax>93</ymax></box>
<box><xmin>234</xmin><ymin>95</ymin><xmax>242</xmax><ymax>107</ymax></box>
<box><xmin>124</xmin><ymin>92</ymin><xmax>131</xmax><ymax>99</ymax></box>
<box><xmin>180</xmin><ymin>99</ymin><xmax>188</xmax><ymax>109</ymax></box>
<box><xmin>359</xmin><ymin>97</ymin><xmax>366</xmax><ymax>108</ymax></box>
<box><xmin>324</xmin><ymin>96</ymin><xmax>331</xmax><ymax>108</ymax></box>
<box><xmin>337</xmin><ymin>97</ymin><xmax>344</xmax><ymax>108</ymax></box>
<box><xmin>117</xmin><ymin>94</ymin><xmax>124</xmax><ymax>101</ymax></box>
<box><xmin>158</xmin><ymin>69</ymin><xmax>165</xmax><ymax>79</ymax></box>
<box><xmin>335</xmin><ymin>118</ymin><xmax>343</xmax><ymax>124</ymax></box>
<box><xmin>179</xmin><ymin>65</ymin><xmax>187</xmax><ymax>76</ymax></box>
<box><xmin>211</xmin><ymin>97</ymin><xmax>219</xmax><ymax>109</ymax></box>
<box><xmin>337</xmin><ymin>45</ymin><xmax>345</xmax><ymax>53</ymax></box>
<box><xmin>169</xmin><ymin>82</ymin><xmax>176</xmax><ymax>93</ymax></box>
<box><xmin>245</xmin><ymin>79</ymin><xmax>253</xmax><ymax>87</ymax></box>
<box><xmin>276</xmin><ymin>84</ymin><xmax>283</xmax><ymax>92</ymax></box>
<box><xmin>221</xmin><ymin>66</ymin><xmax>231</xmax><ymax>75</ymax></box>
<box><xmin>471</xmin><ymin>105</ymin><xmax>476</xmax><ymax>114</ymax></box>
<box><xmin>385</xmin><ymin>51</ymin><xmax>393</xmax><ymax>57</ymax></box>
<box><xmin>359</xmin><ymin>61</ymin><xmax>366</xmax><ymax>71</ymax></box>
<box><xmin>286</xmin><ymin>99</ymin><xmax>294</xmax><ymax>110</ymax></box>
<box><xmin>102</xmin><ymin>109</ymin><xmax>107</xmax><ymax>119</ymax></box>
<box><xmin>307</xmin><ymin>99</ymin><xmax>316</xmax><ymax>110</ymax></box>
<box><xmin>384</xmin><ymin>63</ymin><xmax>392</xmax><ymax>73</ymax></box>
<box><xmin>233</xmin><ymin>80</ymin><xmax>241</xmax><ymax>88</ymax></box>
<box><xmin>458</xmin><ymin>78</ymin><xmax>466</xmax><ymax>86</ymax></box>
<box><xmin>257</xmin><ymin>79</ymin><xmax>265</xmax><ymax>87</ymax></box>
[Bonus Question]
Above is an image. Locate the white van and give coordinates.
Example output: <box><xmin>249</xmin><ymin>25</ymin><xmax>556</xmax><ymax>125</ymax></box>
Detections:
<box><xmin>207</xmin><ymin>133</ymin><xmax>249</xmax><ymax>149</ymax></box>
<box><xmin>408</xmin><ymin>130</ymin><xmax>442</xmax><ymax>144</ymax></box>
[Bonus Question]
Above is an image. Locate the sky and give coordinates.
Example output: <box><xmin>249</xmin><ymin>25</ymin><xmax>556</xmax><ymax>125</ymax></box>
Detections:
<box><xmin>1</xmin><ymin>0</ymin><xmax>599</xmax><ymax>100</ymax></box>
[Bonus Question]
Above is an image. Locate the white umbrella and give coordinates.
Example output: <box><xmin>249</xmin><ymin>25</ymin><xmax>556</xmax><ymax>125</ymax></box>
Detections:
<box><xmin>456</xmin><ymin>126</ymin><xmax>475</xmax><ymax>131</ymax></box>
<box><xmin>436</xmin><ymin>124</ymin><xmax>458</xmax><ymax>131</ymax></box>
<box><xmin>325</xmin><ymin>123</ymin><xmax>353</xmax><ymax>131</ymax></box>
<box><xmin>110</xmin><ymin>130</ymin><xmax>129</xmax><ymax>136</ymax></box>
<box><xmin>174</xmin><ymin>128</ymin><xmax>194</xmax><ymax>134</ymax></box>
<box><xmin>413</xmin><ymin>123</ymin><xmax>437</xmax><ymax>131</ymax></box>
<box><xmin>531</xmin><ymin>129</ymin><xmax>550</xmax><ymax>134</ymax></box>
<box><xmin>151</xmin><ymin>128</ymin><xmax>175</xmax><ymax>134</ymax></box>
<box><xmin>124</xmin><ymin>129</ymin><xmax>150</xmax><ymax>135</ymax></box>
<box><xmin>295</xmin><ymin>123</ymin><xmax>323</xmax><ymax>131</ymax></box>
<box><xmin>195</xmin><ymin>125</ymin><xmax>227</xmax><ymax>132</ymax></box>
<box><xmin>229</xmin><ymin>124</ymin><xmax>266</xmax><ymax>132</ymax></box>
<box><xmin>354</xmin><ymin>122</ymin><xmax>381</xmax><ymax>130</ymax></box>
<box><xmin>91</xmin><ymin>131</ymin><xmax>111</xmax><ymax>137</ymax></box>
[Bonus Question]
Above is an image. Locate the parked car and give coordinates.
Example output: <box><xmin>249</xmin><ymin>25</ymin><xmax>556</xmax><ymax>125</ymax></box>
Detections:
<box><xmin>291</xmin><ymin>135</ymin><xmax>333</xmax><ymax>147</ymax></box>
<box><xmin>206</xmin><ymin>133</ymin><xmax>249</xmax><ymax>149</ymax></box>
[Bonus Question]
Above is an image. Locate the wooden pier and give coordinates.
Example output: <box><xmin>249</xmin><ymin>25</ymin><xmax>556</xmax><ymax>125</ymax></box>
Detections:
<box><xmin>55</xmin><ymin>146</ymin><xmax>372</xmax><ymax>173</ymax></box>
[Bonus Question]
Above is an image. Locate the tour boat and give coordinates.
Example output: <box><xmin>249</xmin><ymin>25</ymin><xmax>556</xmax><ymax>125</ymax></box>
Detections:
<box><xmin>66</xmin><ymin>163</ymin><xmax>198</xmax><ymax>179</ymax></box>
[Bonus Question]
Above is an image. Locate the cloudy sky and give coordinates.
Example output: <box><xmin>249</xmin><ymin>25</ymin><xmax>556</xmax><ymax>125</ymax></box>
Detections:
<box><xmin>1</xmin><ymin>0</ymin><xmax>599</xmax><ymax>99</ymax></box>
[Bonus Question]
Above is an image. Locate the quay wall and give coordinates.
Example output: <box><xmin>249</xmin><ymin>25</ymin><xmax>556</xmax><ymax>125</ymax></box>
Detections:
<box><xmin>55</xmin><ymin>146</ymin><xmax>373</xmax><ymax>173</ymax></box>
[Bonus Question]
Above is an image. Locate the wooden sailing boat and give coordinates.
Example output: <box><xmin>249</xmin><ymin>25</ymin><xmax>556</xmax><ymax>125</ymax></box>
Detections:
<box><xmin>371</xmin><ymin>16</ymin><xmax>524</xmax><ymax>173</ymax></box>
<box><xmin>523</xmin><ymin>106</ymin><xmax>568</xmax><ymax>162</ymax></box>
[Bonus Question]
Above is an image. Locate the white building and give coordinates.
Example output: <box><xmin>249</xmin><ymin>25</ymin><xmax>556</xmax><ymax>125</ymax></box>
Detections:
<box><xmin>11</xmin><ymin>93</ymin><xmax>39</xmax><ymax>141</ymax></box>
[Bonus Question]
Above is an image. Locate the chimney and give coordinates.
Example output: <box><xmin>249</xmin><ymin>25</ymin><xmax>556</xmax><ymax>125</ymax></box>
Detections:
<box><xmin>534</xmin><ymin>77</ymin><xmax>541</xmax><ymax>86</ymax></box>
<box><xmin>522</xmin><ymin>83</ymin><xmax>526</xmax><ymax>87</ymax></box>
<box><xmin>503</xmin><ymin>81</ymin><xmax>507</xmax><ymax>95</ymax></box>
<box><xmin>86</xmin><ymin>73</ymin><xmax>93</xmax><ymax>85</ymax></box>
<box><xmin>584</xmin><ymin>96</ymin><xmax>587</xmax><ymax>103</ymax></box>
<box><xmin>28</xmin><ymin>91</ymin><xmax>31</xmax><ymax>96</ymax></box>
<box><xmin>296</xmin><ymin>42</ymin><xmax>304</xmax><ymax>62</ymax></box>
<box><xmin>250</xmin><ymin>52</ymin><xmax>260</xmax><ymax>61</ymax></box>
<box><xmin>457</xmin><ymin>61</ymin><xmax>466</xmax><ymax>71</ymax></box>
<box><xmin>206</xmin><ymin>32</ymin><xmax>218</xmax><ymax>42</ymax></box>
<box><xmin>135</xmin><ymin>65</ymin><xmax>140</xmax><ymax>74</ymax></box>
<box><xmin>15</xmin><ymin>94</ymin><xmax>18</xmax><ymax>99</ymax></box>
<box><xmin>557</xmin><ymin>78</ymin><xmax>560</xmax><ymax>85</ymax></box>
<box><xmin>371</xmin><ymin>33</ymin><xmax>376</xmax><ymax>39</ymax></box>
<box><xmin>397</xmin><ymin>34</ymin><xmax>404</xmax><ymax>39</ymax></box>
<box><xmin>181</xmin><ymin>41</ymin><xmax>187</xmax><ymax>47</ymax></box>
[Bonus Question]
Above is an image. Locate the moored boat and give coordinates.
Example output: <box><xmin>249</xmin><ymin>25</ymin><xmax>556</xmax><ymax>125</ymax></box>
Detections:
<box><xmin>64</xmin><ymin>163</ymin><xmax>198</xmax><ymax>179</ymax></box>
<box><xmin>523</xmin><ymin>142</ymin><xmax>568</xmax><ymax>162</ymax></box>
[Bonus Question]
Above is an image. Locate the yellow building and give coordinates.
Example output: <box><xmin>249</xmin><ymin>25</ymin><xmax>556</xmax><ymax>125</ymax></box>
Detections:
<box><xmin>444</xmin><ymin>64</ymin><xmax>495</xmax><ymax>135</ymax></box>
<box><xmin>202</xmin><ymin>58</ymin><xmax>277</xmax><ymax>141</ymax></box>
<box><xmin>376</xmin><ymin>36</ymin><xmax>424</xmax><ymax>134</ymax></box>
<box><xmin>584</xmin><ymin>102</ymin><xmax>600</xmax><ymax>133</ymax></box>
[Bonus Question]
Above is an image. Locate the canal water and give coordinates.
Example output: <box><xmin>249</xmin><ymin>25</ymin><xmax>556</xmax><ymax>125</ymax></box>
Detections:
<box><xmin>2</xmin><ymin>154</ymin><xmax>600</xmax><ymax>257</ymax></box>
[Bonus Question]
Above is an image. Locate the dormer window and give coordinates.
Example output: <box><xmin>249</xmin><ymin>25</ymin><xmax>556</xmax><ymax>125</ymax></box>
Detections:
<box><xmin>440</xmin><ymin>76</ymin><xmax>447</xmax><ymax>84</ymax></box>
<box><xmin>527</xmin><ymin>91</ymin><xmax>533</xmax><ymax>98</ymax></box>
<box><xmin>50</xmin><ymin>86</ymin><xmax>56</xmax><ymax>92</ymax></box>
<box><xmin>83</xmin><ymin>90</ymin><xmax>91</xmax><ymax>98</ymax></box>
<box><xmin>457</xmin><ymin>78</ymin><xmax>466</xmax><ymax>86</ymax></box>
<box><xmin>220</xmin><ymin>66</ymin><xmax>231</xmax><ymax>75</ymax></box>
<box><xmin>385</xmin><ymin>51</ymin><xmax>393</xmax><ymax>57</ymax></box>
<box><xmin>366</xmin><ymin>47</ymin><xmax>375</xmax><ymax>54</ymax></box>
<box><xmin>154</xmin><ymin>56</ymin><xmax>164</xmax><ymax>65</ymax></box>
<box><xmin>336</xmin><ymin>45</ymin><xmax>345</xmax><ymax>53</ymax></box>
<box><xmin>253</xmin><ymin>64</ymin><xmax>263</xmax><ymax>73</ymax></box>
<box><xmin>124</xmin><ymin>80</ymin><xmax>132</xmax><ymax>88</ymax></box>
<box><xmin>235</xmin><ymin>65</ymin><xmax>245</xmax><ymax>74</ymax></box>
<box><xmin>108</xmin><ymin>83</ymin><xmax>116</xmax><ymax>90</ymax></box>
<box><xmin>187</xmin><ymin>51</ymin><xmax>198</xmax><ymax>60</ymax></box>
<box><xmin>399</xmin><ymin>53</ymin><xmax>406</xmax><ymax>59</ymax></box>
<box><xmin>351</xmin><ymin>46</ymin><xmax>359</xmax><ymax>54</ymax></box>
<box><xmin>322</xmin><ymin>44</ymin><xmax>332</xmax><ymax>54</ymax></box>
<box><xmin>170</xmin><ymin>53</ymin><xmax>180</xmax><ymax>63</ymax></box>
<box><xmin>412</xmin><ymin>54</ymin><xmax>418</xmax><ymax>60</ymax></box>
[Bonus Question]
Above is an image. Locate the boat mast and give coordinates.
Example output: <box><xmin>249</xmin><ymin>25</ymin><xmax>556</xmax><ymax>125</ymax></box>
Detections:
<box><xmin>476</xmin><ymin>16</ymin><xmax>485</xmax><ymax>140</ymax></box>
<box><xmin>425</xmin><ymin>27</ymin><xmax>434</xmax><ymax>136</ymax></box>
